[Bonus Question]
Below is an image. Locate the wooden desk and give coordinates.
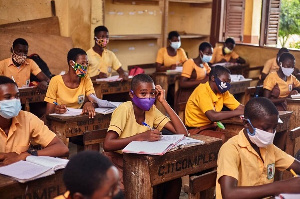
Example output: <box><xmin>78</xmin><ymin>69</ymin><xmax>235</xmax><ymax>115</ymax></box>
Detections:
<box><xmin>19</xmin><ymin>87</ymin><xmax>46</xmax><ymax>111</ymax></box>
<box><xmin>47</xmin><ymin>113</ymin><xmax>111</xmax><ymax>145</ymax></box>
<box><xmin>0</xmin><ymin>169</ymin><xmax>66</xmax><ymax>199</ymax></box>
<box><xmin>287</xmin><ymin>99</ymin><xmax>300</xmax><ymax>155</ymax></box>
<box><xmin>92</xmin><ymin>79</ymin><xmax>131</xmax><ymax>99</ymax></box>
<box><xmin>123</xmin><ymin>135</ymin><xmax>222</xmax><ymax>199</ymax></box>
<box><xmin>222</xmin><ymin>63</ymin><xmax>249</xmax><ymax>76</ymax></box>
<box><xmin>230</xmin><ymin>79</ymin><xmax>252</xmax><ymax>95</ymax></box>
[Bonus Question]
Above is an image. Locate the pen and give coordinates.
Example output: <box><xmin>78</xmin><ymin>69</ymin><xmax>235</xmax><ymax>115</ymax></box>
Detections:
<box><xmin>11</xmin><ymin>76</ymin><xmax>15</xmax><ymax>82</ymax></box>
<box><xmin>142</xmin><ymin>122</ymin><xmax>153</xmax><ymax>130</ymax></box>
<box><xmin>53</xmin><ymin>102</ymin><xmax>69</xmax><ymax>111</ymax></box>
<box><xmin>290</xmin><ymin>169</ymin><xmax>298</xmax><ymax>177</ymax></box>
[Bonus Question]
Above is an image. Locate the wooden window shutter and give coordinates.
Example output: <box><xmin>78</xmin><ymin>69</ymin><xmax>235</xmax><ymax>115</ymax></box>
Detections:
<box><xmin>223</xmin><ymin>0</ymin><xmax>245</xmax><ymax>43</ymax></box>
<box><xmin>262</xmin><ymin>0</ymin><xmax>281</xmax><ymax>46</ymax></box>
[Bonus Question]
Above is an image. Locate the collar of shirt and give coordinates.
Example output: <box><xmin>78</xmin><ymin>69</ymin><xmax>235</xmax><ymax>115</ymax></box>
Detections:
<box><xmin>0</xmin><ymin>113</ymin><xmax>21</xmax><ymax>139</ymax></box>
<box><xmin>7</xmin><ymin>57</ymin><xmax>29</xmax><ymax>68</ymax></box>
<box><xmin>91</xmin><ymin>48</ymin><xmax>107</xmax><ymax>57</ymax></box>
<box><xmin>205</xmin><ymin>81</ymin><xmax>222</xmax><ymax>104</ymax></box>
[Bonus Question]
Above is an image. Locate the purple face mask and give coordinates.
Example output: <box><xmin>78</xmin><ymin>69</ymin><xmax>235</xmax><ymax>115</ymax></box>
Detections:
<box><xmin>131</xmin><ymin>90</ymin><xmax>156</xmax><ymax>111</ymax></box>
<box><xmin>214</xmin><ymin>76</ymin><xmax>231</xmax><ymax>93</ymax></box>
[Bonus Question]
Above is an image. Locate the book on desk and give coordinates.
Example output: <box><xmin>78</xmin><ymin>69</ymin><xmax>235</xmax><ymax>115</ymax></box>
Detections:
<box><xmin>0</xmin><ymin>156</ymin><xmax>68</xmax><ymax>183</ymax></box>
<box><xmin>122</xmin><ymin>134</ymin><xmax>204</xmax><ymax>155</ymax></box>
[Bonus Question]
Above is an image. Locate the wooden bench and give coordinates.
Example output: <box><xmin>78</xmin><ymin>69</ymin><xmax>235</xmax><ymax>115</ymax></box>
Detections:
<box><xmin>83</xmin><ymin>129</ymin><xmax>107</xmax><ymax>152</ymax></box>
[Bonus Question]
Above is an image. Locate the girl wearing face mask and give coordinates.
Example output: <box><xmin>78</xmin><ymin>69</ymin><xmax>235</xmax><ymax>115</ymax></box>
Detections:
<box><xmin>156</xmin><ymin>31</ymin><xmax>188</xmax><ymax>72</ymax></box>
<box><xmin>44</xmin><ymin>48</ymin><xmax>97</xmax><ymax>119</ymax></box>
<box><xmin>263</xmin><ymin>52</ymin><xmax>300</xmax><ymax>111</ymax></box>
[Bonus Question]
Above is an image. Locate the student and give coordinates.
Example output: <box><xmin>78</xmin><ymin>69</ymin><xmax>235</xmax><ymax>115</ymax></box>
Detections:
<box><xmin>216</xmin><ymin>97</ymin><xmax>300</xmax><ymax>199</ymax></box>
<box><xmin>55</xmin><ymin>151</ymin><xmax>123</xmax><ymax>199</ymax></box>
<box><xmin>210</xmin><ymin>38</ymin><xmax>245</xmax><ymax>64</ymax></box>
<box><xmin>185</xmin><ymin>65</ymin><xmax>244</xmax><ymax>142</ymax></box>
<box><xmin>103</xmin><ymin>74</ymin><xmax>188</xmax><ymax>199</ymax></box>
<box><xmin>156</xmin><ymin>31</ymin><xmax>188</xmax><ymax>72</ymax></box>
<box><xmin>0</xmin><ymin>76</ymin><xmax>68</xmax><ymax>165</ymax></box>
<box><xmin>87</xmin><ymin>26</ymin><xmax>128</xmax><ymax>81</ymax></box>
<box><xmin>0</xmin><ymin>38</ymin><xmax>50</xmax><ymax>90</ymax></box>
<box><xmin>260</xmin><ymin>48</ymin><xmax>289</xmax><ymax>82</ymax></box>
<box><xmin>44</xmin><ymin>48</ymin><xmax>97</xmax><ymax>118</ymax></box>
<box><xmin>263</xmin><ymin>52</ymin><xmax>300</xmax><ymax>111</ymax></box>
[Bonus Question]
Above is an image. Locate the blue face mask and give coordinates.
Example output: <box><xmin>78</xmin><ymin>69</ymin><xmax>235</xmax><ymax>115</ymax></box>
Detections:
<box><xmin>214</xmin><ymin>76</ymin><xmax>231</xmax><ymax>93</ymax></box>
<box><xmin>0</xmin><ymin>99</ymin><xmax>22</xmax><ymax>119</ymax></box>
<box><xmin>201</xmin><ymin>54</ymin><xmax>212</xmax><ymax>63</ymax></box>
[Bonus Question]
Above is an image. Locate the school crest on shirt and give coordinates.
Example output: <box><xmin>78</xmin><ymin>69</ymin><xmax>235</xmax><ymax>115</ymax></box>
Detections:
<box><xmin>288</xmin><ymin>84</ymin><xmax>293</xmax><ymax>91</ymax></box>
<box><xmin>267</xmin><ymin>163</ymin><xmax>275</xmax><ymax>179</ymax></box>
<box><xmin>78</xmin><ymin>95</ymin><xmax>84</xmax><ymax>104</ymax></box>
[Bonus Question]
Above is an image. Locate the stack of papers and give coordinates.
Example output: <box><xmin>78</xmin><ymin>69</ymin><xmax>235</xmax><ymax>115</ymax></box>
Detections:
<box><xmin>166</xmin><ymin>67</ymin><xmax>183</xmax><ymax>74</ymax></box>
<box><xmin>0</xmin><ymin>156</ymin><xmax>68</xmax><ymax>183</ymax></box>
<box><xmin>291</xmin><ymin>94</ymin><xmax>300</xmax><ymax>99</ymax></box>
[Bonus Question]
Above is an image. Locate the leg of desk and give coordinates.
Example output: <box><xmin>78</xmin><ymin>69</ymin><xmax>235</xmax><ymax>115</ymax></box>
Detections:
<box><xmin>48</xmin><ymin>121</ymin><xmax>68</xmax><ymax>146</ymax></box>
<box><xmin>123</xmin><ymin>154</ymin><xmax>153</xmax><ymax>199</ymax></box>
<box><xmin>25</xmin><ymin>100</ymin><xmax>30</xmax><ymax>111</ymax></box>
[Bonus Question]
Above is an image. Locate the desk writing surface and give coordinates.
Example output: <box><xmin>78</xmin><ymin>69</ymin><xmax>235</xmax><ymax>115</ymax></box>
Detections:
<box><xmin>92</xmin><ymin>79</ymin><xmax>131</xmax><ymax>99</ymax></box>
<box><xmin>123</xmin><ymin>135</ymin><xmax>222</xmax><ymax>199</ymax></box>
<box><xmin>0</xmin><ymin>169</ymin><xmax>66</xmax><ymax>199</ymax></box>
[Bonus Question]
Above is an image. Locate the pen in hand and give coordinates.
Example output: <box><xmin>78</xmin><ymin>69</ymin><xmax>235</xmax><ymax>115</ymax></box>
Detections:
<box><xmin>290</xmin><ymin>169</ymin><xmax>298</xmax><ymax>177</ymax></box>
<box><xmin>142</xmin><ymin>122</ymin><xmax>162</xmax><ymax>136</ymax></box>
<box><xmin>53</xmin><ymin>102</ymin><xmax>69</xmax><ymax>111</ymax></box>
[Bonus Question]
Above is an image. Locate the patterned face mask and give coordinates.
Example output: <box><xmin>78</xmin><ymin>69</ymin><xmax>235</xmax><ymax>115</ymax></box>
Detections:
<box><xmin>12</xmin><ymin>51</ymin><xmax>27</xmax><ymax>66</ymax></box>
<box><xmin>95</xmin><ymin>37</ymin><xmax>109</xmax><ymax>48</ymax></box>
<box><xmin>72</xmin><ymin>61</ymin><xmax>87</xmax><ymax>78</ymax></box>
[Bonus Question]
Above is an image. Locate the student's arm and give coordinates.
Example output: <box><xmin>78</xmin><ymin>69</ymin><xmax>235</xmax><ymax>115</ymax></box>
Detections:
<box><xmin>36</xmin><ymin>71</ymin><xmax>50</xmax><ymax>91</ymax></box>
<box><xmin>0</xmin><ymin>137</ymin><xmax>69</xmax><ymax>165</ymax></box>
<box><xmin>236</xmin><ymin>57</ymin><xmax>246</xmax><ymax>64</ymax></box>
<box><xmin>155</xmin><ymin>85</ymin><xmax>188</xmax><ymax>136</ymax></box>
<box><xmin>205</xmin><ymin>104</ymin><xmax>244</xmax><ymax>122</ymax></box>
<box><xmin>45</xmin><ymin>102</ymin><xmax>67</xmax><ymax>115</ymax></box>
<box><xmin>179</xmin><ymin>76</ymin><xmax>208</xmax><ymax>89</ymax></box>
<box><xmin>260</xmin><ymin>73</ymin><xmax>268</xmax><ymax>81</ymax></box>
<box><xmin>117</xmin><ymin>67</ymin><xmax>128</xmax><ymax>81</ymax></box>
<box><xmin>263</xmin><ymin>88</ymin><xmax>286</xmax><ymax>104</ymax></box>
<box><xmin>156</xmin><ymin>62</ymin><xmax>176</xmax><ymax>72</ymax></box>
<box><xmin>90</xmin><ymin>72</ymin><xmax>108</xmax><ymax>81</ymax></box>
<box><xmin>82</xmin><ymin>94</ymin><xmax>97</xmax><ymax>118</ymax></box>
<box><xmin>219</xmin><ymin>174</ymin><xmax>300</xmax><ymax>199</ymax></box>
<box><xmin>103</xmin><ymin>129</ymin><xmax>161</xmax><ymax>152</ymax></box>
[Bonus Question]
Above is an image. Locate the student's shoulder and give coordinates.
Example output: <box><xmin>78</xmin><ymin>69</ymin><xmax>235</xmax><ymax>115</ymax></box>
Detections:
<box><xmin>17</xmin><ymin>110</ymin><xmax>42</xmax><ymax>121</ymax></box>
<box><xmin>157</xmin><ymin>47</ymin><xmax>166</xmax><ymax>53</ymax></box>
<box><xmin>219</xmin><ymin>135</ymin><xmax>240</xmax><ymax>153</ymax></box>
<box><xmin>0</xmin><ymin>58</ymin><xmax>11</xmax><ymax>66</ymax></box>
<box><xmin>86</xmin><ymin>48</ymin><xmax>95</xmax><ymax>55</ymax></box>
<box><xmin>265</xmin><ymin>71</ymin><xmax>278</xmax><ymax>79</ymax></box>
<box><xmin>183</xmin><ymin>59</ymin><xmax>194</xmax><ymax>65</ymax></box>
<box><xmin>114</xmin><ymin>101</ymin><xmax>133</xmax><ymax>112</ymax></box>
<box><xmin>50</xmin><ymin>75</ymin><xmax>63</xmax><ymax>82</ymax></box>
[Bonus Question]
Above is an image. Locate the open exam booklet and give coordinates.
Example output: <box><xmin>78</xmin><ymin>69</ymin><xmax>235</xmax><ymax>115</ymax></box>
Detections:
<box><xmin>0</xmin><ymin>156</ymin><xmax>68</xmax><ymax>183</ymax></box>
<box><xmin>122</xmin><ymin>135</ymin><xmax>205</xmax><ymax>155</ymax></box>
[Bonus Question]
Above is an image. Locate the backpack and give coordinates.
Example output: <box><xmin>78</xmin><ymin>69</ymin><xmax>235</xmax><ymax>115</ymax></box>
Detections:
<box><xmin>129</xmin><ymin>66</ymin><xmax>144</xmax><ymax>76</ymax></box>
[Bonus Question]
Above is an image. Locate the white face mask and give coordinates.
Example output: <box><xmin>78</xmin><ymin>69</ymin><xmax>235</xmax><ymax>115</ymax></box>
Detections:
<box><xmin>224</xmin><ymin>47</ymin><xmax>232</xmax><ymax>54</ymax></box>
<box><xmin>280</xmin><ymin>64</ymin><xmax>294</xmax><ymax>77</ymax></box>
<box><xmin>0</xmin><ymin>99</ymin><xmax>22</xmax><ymax>119</ymax></box>
<box><xmin>246</xmin><ymin>119</ymin><xmax>276</xmax><ymax>148</ymax></box>
<box><xmin>170</xmin><ymin>41</ymin><xmax>181</xmax><ymax>50</ymax></box>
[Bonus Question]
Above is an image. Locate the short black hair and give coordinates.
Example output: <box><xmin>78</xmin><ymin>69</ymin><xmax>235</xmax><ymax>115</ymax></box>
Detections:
<box><xmin>63</xmin><ymin>151</ymin><xmax>113</xmax><ymax>197</ymax></box>
<box><xmin>67</xmin><ymin>48</ymin><xmax>87</xmax><ymax>63</ymax></box>
<box><xmin>279</xmin><ymin>52</ymin><xmax>295</xmax><ymax>63</ymax></box>
<box><xmin>209</xmin><ymin>65</ymin><xmax>231</xmax><ymax>80</ymax></box>
<box><xmin>244</xmin><ymin>97</ymin><xmax>278</xmax><ymax>121</ymax></box>
<box><xmin>12</xmin><ymin>38</ymin><xmax>28</xmax><ymax>48</ymax></box>
<box><xmin>131</xmin><ymin>74</ymin><xmax>154</xmax><ymax>91</ymax></box>
<box><xmin>94</xmin><ymin>26</ymin><xmax>109</xmax><ymax>36</ymax></box>
<box><xmin>0</xmin><ymin>76</ymin><xmax>17</xmax><ymax>86</ymax></box>
<box><xmin>277</xmin><ymin>47</ymin><xmax>289</xmax><ymax>57</ymax></box>
<box><xmin>225</xmin><ymin>38</ymin><xmax>235</xmax><ymax>45</ymax></box>
<box><xmin>199</xmin><ymin>42</ymin><xmax>212</xmax><ymax>52</ymax></box>
<box><xmin>168</xmin><ymin>31</ymin><xmax>180</xmax><ymax>40</ymax></box>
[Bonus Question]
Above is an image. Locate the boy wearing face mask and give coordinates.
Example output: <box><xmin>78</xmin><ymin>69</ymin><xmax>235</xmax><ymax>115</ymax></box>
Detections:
<box><xmin>0</xmin><ymin>38</ymin><xmax>50</xmax><ymax>90</ymax></box>
<box><xmin>210</xmin><ymin>38</ymin><xmax>245</xmax><ymax>64</ymax></box>
<box><xmin>104</xmin><ymin>74</ymin><xmax>188</xmax><ymax>198</ymax></box>
<box><xmin>185</xmin><ymin>65</ymin><xmax>244</xmax><ymax>142</ymax></box>
<box><xmin>0</xmin><ymin>75</ymin><xmax>68</xmax><ymax>165</ymax></box>
<box><xmin>263</xmin><ymin>52</ymin><xmax>300</xmax><ymax>111</ymax></box>
<box><xmin>216</xmin><ymin>97</ymin><xmax>300</xmax><ymax>199</ymax></box>
<box><xmin>156</xmin><ymin>31</ymin><xmax>188</xmax><ymax>72</ymax></box>
<box><xmin>44</xmin><ymin>48</ymin><xmax>97</xmax><ymax>119</ymax></box>
<box><xmin>87</xmin><ymin>26</ymin><xmax>128</xmax><ymax>81</ymax></box>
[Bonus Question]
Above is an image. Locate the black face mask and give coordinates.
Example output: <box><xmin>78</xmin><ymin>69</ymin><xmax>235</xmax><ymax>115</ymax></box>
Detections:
<box><xmin>112</xmin><ymin>190</ymin><xmax>124</xmax><ymax>199</ymax></box>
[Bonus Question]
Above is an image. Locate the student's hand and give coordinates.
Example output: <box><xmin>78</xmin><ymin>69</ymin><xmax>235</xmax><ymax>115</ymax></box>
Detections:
<box><xmin>219</xmin><ymin>58</ymin><xmax>227</xmax><ymax>63</ymax></box>
<box><xmin>271</xmin><ymin>84</ymin><xmax>280</xmax><ymax>98</ymax></box>
<box><xmin>289</xmin><ymin>90</ymin><xmax>299</xmax><ymax>97</ymax></box>
<box><xmin>55</xmin><ymin>104</ymin><xmax>67</xmax><ymax>114</ymax></box>
<box><xmin>0</xmin><ymin>152</ymin><xmax>29</xmax><ymax>165</ymax></box>
<box><xmin>155</xmin><ymin>85</ymin><xmax>166</xmax><ymax>103</ymax></box>
<box><xmin>82</xmin><ymin>102</ymin><xmax>96</xmax><ymax>118</ymax></box>
<box><xmin>98</xmin><ymin>72</ymin><xmax>108</xmax><ymax>79</ymax></box>
<box><xmin>139</xmin><ymin>129</ymin><xmax>161</xmax><ymax>141</ymax></box>
<box><xmin>37</xmin><ymin>80</ymin><xmax>48</xmax><ymax>91</ymax></box>
<box><xmin>119</xmin><ymin>72</ymin><xmax>129</xmax><ymax>81</ymax></box>
<box><xmin>170</xmin><ymin>64</ymin><xmax>177</xmax><ymax>70</ymax></box>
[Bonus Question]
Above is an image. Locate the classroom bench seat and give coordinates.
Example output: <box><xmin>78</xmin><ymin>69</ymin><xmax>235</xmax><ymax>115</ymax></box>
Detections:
<box><xmin>83</xmin><ymin>129</ymin><xmax>107</xmax><ymax>152</ymax></box>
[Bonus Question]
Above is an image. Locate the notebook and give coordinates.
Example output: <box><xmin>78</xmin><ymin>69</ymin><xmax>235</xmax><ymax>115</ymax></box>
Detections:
<box><xmin>291</xmin><ymin>94</ymin><xmax>300</xmax><ymax>99</ymax></box>
<box><xmin>122</xmin><ymin>134</ymin><xmax>185</xmax><ymax>155</ymax></box>
<box><xmin>275</xmin><ymin>194</ymin><xmax>300</xmax><ymax>199</ymax></box>
<box><xmin>0</xmin><ymin>156</ymin><xmax>68</xmax><ymax>183</ymax></box>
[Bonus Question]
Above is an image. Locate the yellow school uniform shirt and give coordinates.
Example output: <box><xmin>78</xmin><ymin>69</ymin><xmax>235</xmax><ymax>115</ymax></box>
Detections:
<box><xmin>0</xmin><ymin>57</ymin><xmax>41</xmax><ymax>87</ymax></box>
<box><xmin>87</xmin><ymin>48</ymin><xmax>121</xmax><ymax>77</ymax></box>
<box><xmin>262</xmin><ymin>57</ymin><xmax>279</xmax><ymax>74</ymax></box>
<box><xmin>181</xmin><ymin>59</ymin><xmax>211</xmax><ymax>80</ymax></box>
<box><xmin>210</xmin><ymin>46</ymin><xmax>239</xmax><ymax>64</ymax></box>
<box><xmin>185</xmin><ymin>82</ymin><xmax>240</xmax><ymax>127</ymax></box>
<box><xmin>216</xmin><ymin>130</ymin><xmax>294</xmax><ymax>199</ymax></box>
<box><xmin>156</xmin><ymin>47</ymin><xmax>188</xmax><ymax>67</ymax></box>
<box><xmin>54</xmin><ymin>191</ymin><xmax>69</xmax><ymax>199</ymax></box>
<box><xmin>263</xmin><ymin>72</ymin><xmax>300</xmax><ymax>98</ymax></box>
<box><xmin>0</xmin><ymin>111</ymin><xmax>56</xmax><ymax>154</ymax></box>
<box><xmin>44</xmin><ymin>75</ymin><xmax>95</xmax><ymax>108</ymax></box>
<box><xmin>108</xmin><ymin>101</ymin><xmax>170</xmax><ymax>152</ymax></box>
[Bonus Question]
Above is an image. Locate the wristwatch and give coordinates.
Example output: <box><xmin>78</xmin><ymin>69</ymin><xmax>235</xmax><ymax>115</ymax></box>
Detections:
<box><xmin>27</xmin><ymin>148</ymin><xmax>38</xmax><ymax>156</ymax></box>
